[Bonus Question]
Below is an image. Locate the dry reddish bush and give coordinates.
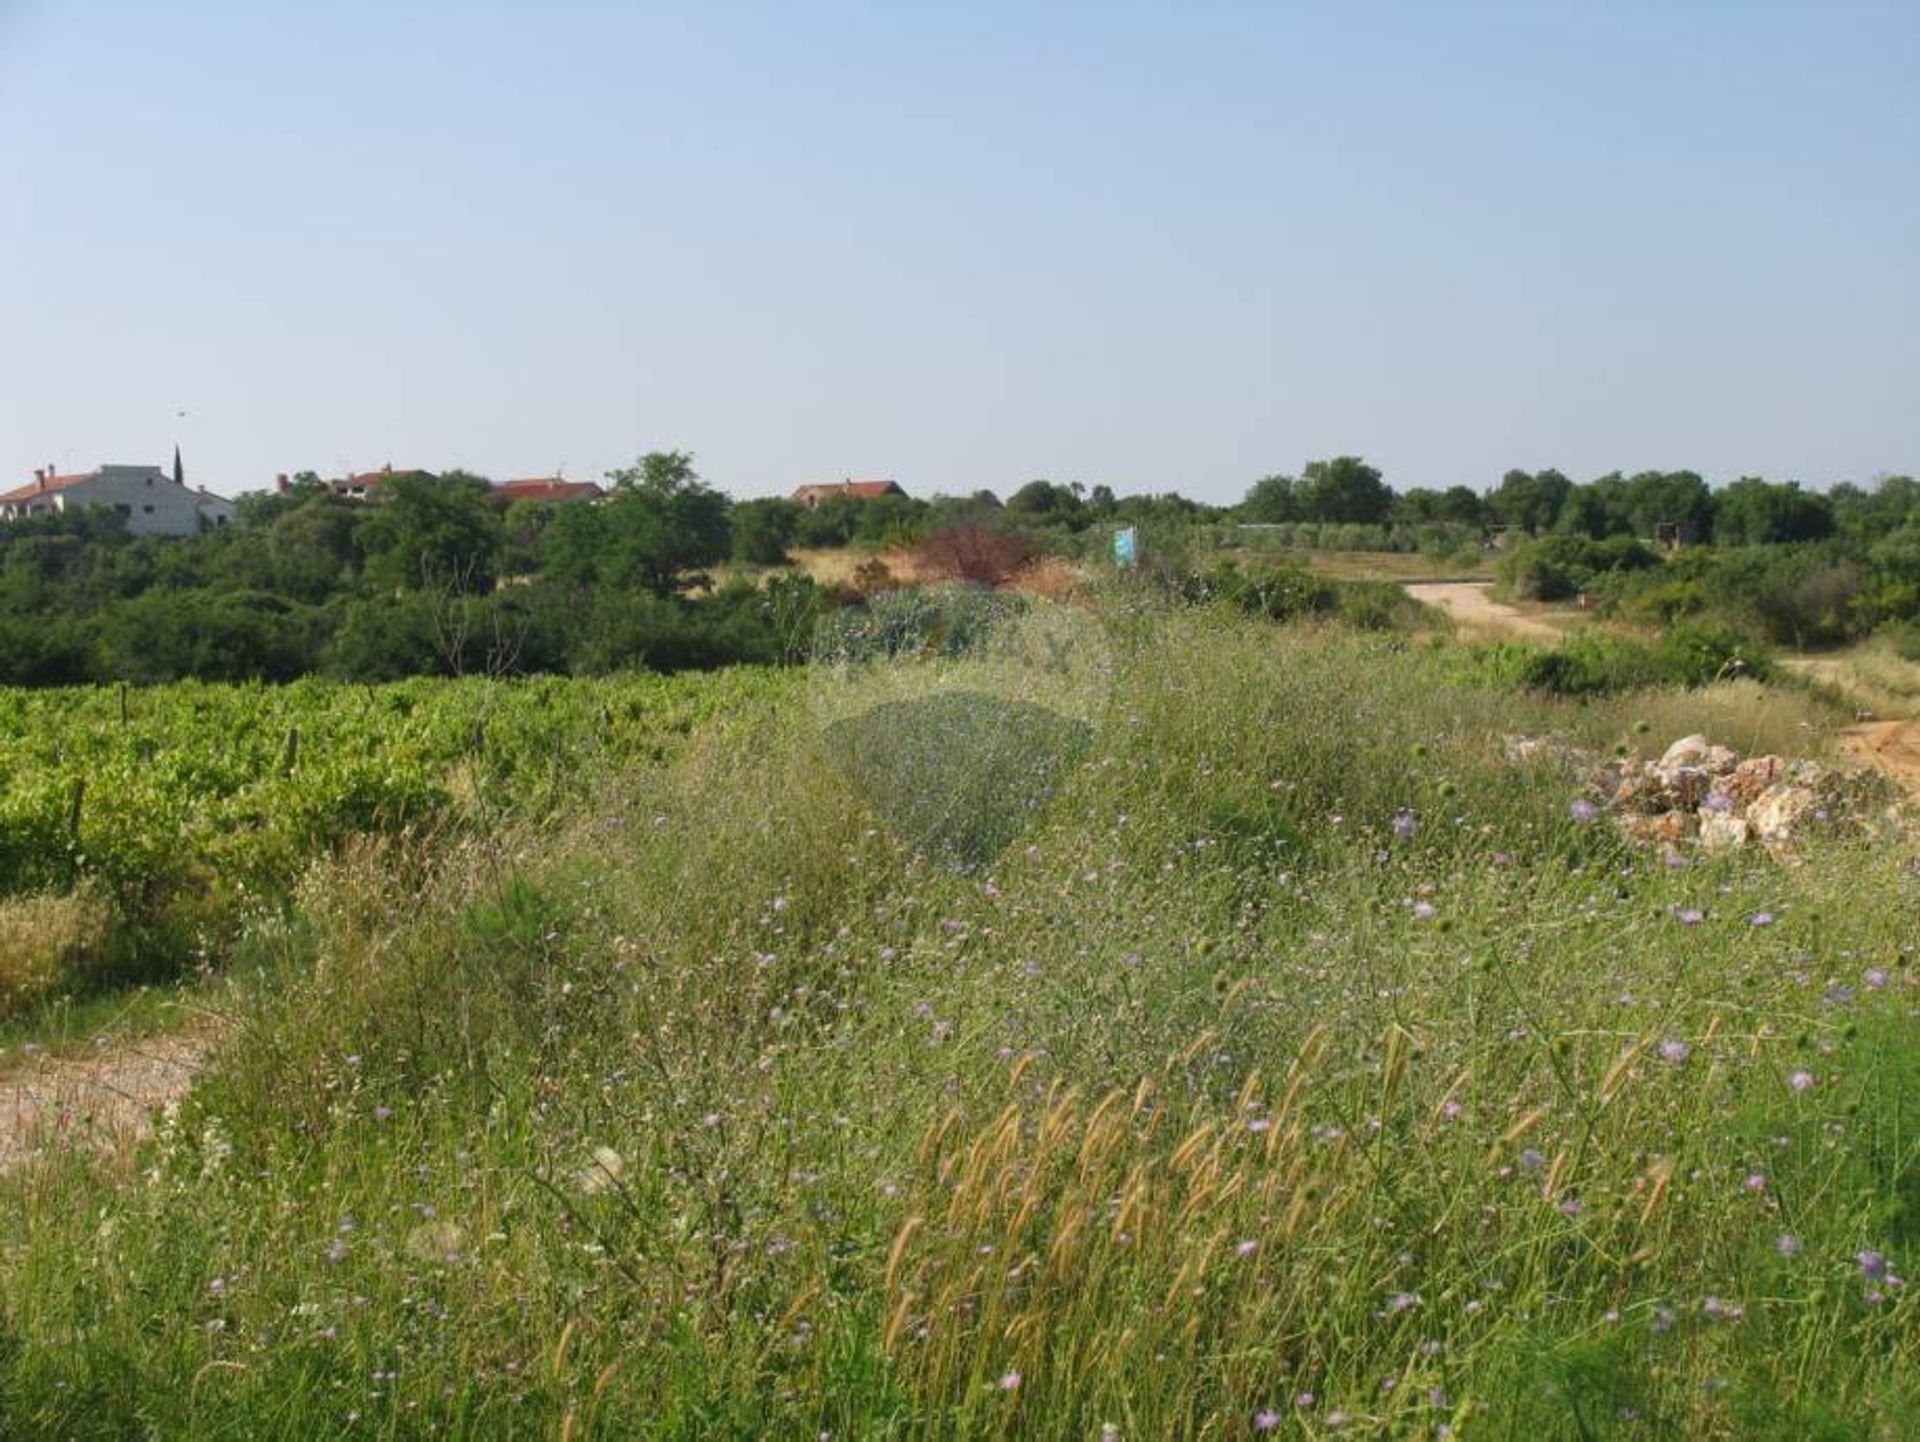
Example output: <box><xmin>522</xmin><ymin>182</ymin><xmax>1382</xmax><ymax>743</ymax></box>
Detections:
<box><xmin>915</xmin><ymin>527</ymin><xmax>1031</xmax><ymax>588</ymax></box>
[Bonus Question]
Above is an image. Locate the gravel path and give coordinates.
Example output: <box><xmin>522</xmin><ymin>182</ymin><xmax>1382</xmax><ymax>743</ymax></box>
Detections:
<box><xmin>1403</xmin><ymin>581</ymin><xmax>1567</xmax><ymax>641</ymax></box>
<box><xmin>0</xmin><ymin>1027</ymin><xmax>215</xmax><ymax>1174</ymax></box>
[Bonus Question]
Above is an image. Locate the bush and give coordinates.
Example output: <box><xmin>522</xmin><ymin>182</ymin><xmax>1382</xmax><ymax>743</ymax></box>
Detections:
<box><xmin>1496</xmin><ymin>535</ymin><xmax>1660</xmax><ymax>602</ymax></box>
<box><xmin>915</xmin><ymin>526</ymin><xmax>1031</xmax><ymax>587</ymax></box>
<box><xmin>1179</xmin><ymin>560</ymin><xmax>1338</xmax><ymax>619</ymax></box>
<box><xmin>1172</xmin><ymin>561</ymin><xmax>1434</xmax><ymax>632</ymax></box>
<box><xmin>1497</xmin><ymin>621</ymin><xmax>1770</xmax><ymax>696</ymax></box>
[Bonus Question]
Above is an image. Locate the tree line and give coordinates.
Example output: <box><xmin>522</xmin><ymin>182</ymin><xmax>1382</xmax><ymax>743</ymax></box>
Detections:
<box><xmin>1</xmin><ymin>450</ymin><xmax>1915</xmax><ymax>685</ymax></box>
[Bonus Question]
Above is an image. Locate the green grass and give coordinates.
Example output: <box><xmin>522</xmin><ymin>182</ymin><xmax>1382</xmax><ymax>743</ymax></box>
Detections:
<box><xmin>0</xmin><ymin>606</ymin><xmax>1913</xmax><ymax>1438</ymax></box>
<box><xmin>0</xmin><ymin>671</ymin><xmax>787</xmax><ymax>1022</ymax></box>
<box><xmin>1221</xmin><ymin>546</ymin><xmax>1498</xmax><ymax>583</ymax></box>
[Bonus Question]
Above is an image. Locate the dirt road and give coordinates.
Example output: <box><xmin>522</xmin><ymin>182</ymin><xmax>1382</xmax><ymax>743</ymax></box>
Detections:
<box><xmin>1403</xmin><ymin>582</ymin><xmax>1567</xmax><ymax>641</ymax></box>
<box><xmin>1834</xmin><ymin>719</ymin><xmax>1920</xmax><ymax>798</ymax></box>
<box><xmin>0</xmin><ymin>1027</ymin><xmax>214</xmax><ymax>1174</ymax></box>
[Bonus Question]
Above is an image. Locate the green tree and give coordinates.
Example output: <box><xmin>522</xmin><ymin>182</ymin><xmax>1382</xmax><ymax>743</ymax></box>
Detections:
<box><xmin>1004</xmin><ymin>480</ymin><xmax>1089</xmax><ymax>529</ymax></box>
<box><xmin>567</xmin><ymin>451</ymin><xmax>732</xmax><ymax>596</ymax></box>
<box><xmin>1394</xmin><ymin>486</ymin><xmax>1484</xmax><ymax>528</ymax></box>
<box><xmin>1711</xmin><ymin>478</ymin><xmax>1835</xmax><ymax>546</ymax></box>
<box><xmin>499</xmin><ymin>499</ymin><xmax>554</xmax><ymax>578</ymax></box>
<box><xmin>1296</xmin><ymin>457</ymin><xmax>1392</xmax><ymax>525</ymax></box>
<box><xmin>1623</xmin><ymin>470</ymin><xmax>1713</xmax><ymax>542</ymax></box>
<box><xmin>1555</xmin><ymin>473</ymin><xmax>1633</xmax><ymax>539</ymax></box>
<box><xmin>851</xmin><ymin>492</ymin><xmax>927</xmax><ymax>546</ymax></box>
<box><xmin>1240</xmin><ymin>475</ymin><xmax>1298</xmax><ymax>523</ymax></box>
<box><xmin>731</xmin><ymin>497</ymin><xmax>802</xmax><ymax>566</ymax></box>
<box><xmin>1487</xmin><ymin>469</ymin><xmax>1572</xmax><ymax>534</ymax></box>
<box><xmin>354</xmin><ymin>473</ymin><xmax>503</xmax><ymax>592</ymax></box>
<box><xmin>793</xmin><ymin>494</ymin><xmax>862</xmax><ymax>548</ymax></box>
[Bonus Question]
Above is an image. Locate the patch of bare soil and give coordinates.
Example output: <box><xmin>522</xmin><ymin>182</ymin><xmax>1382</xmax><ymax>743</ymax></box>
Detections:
<box><xmin>1403</xmin><ymin>582</ymin><xmax>1567</xmax><ymax>641</ymax></box>
<box><xmin>0</xmin><ymin>1027</ymin><xmax>215</xmax><ymax>1174</ymax></box>
<box><xmin>1835</xmin><ymin>719</ymin><xmax>1920</xmax><ymax>800</ymax></box>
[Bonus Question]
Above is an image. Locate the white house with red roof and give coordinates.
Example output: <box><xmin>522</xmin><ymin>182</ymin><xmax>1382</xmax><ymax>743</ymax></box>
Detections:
<box><xmin>0</xmin><ymin>458</ymin><xmax>232</xmax><ymax>535</ymax></box>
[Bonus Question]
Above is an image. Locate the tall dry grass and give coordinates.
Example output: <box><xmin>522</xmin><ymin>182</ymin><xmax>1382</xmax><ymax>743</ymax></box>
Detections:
<box><xmin>0</xmin><ymin>892</ymin><xmax>110</xmax><ymax>1018</ymax></box>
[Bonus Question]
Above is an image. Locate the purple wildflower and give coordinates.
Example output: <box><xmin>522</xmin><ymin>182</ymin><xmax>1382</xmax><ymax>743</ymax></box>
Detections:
<box><xmin>1568</xmin><ymin>798</ymin><xmax>1600</xmax><ymax>824</ymax></box>
<box><xmin>1858</xmin><ymin>1249</ymin><xmax>1889</xmax><ymax>1283</ymax></box>
<box><xmin>1393</xmin><ymin>809</ymin><xmax>1418</xmax><ymax>840</ymax></box>
<box><xmin>1658</xmin><ymin>1038</ymin><xmax>1691</xmax><ymax>1064</ymax></box>
<box><xmin>1253</xmin><ymin>1410</ymin><xmax>1281</xmax><ymax>1432</ymax></box>
<box><xmin>1788</xmin><ymin>1069</ymin><xmax>1815</xmax><ymax>1094</ymax></box>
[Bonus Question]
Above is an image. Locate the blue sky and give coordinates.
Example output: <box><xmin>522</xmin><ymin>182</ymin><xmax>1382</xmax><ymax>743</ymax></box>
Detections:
<box><xmin>2</xmin><ymin>2</ymin><xmax>1915</xmax><ymax>502</ymax></box>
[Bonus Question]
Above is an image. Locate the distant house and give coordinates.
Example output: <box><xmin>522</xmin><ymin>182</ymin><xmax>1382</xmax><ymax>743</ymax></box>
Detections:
<box><xmin>791</xmin><ymin>478</ymin><xmax>907</xmax><ymax>509</ymax></box>
<box><xmin>289</xmin><ymin>468</ymin><xmax>606</xmax><ymax>506</ymax></box>
<box><xmin>0</xmin><ymin>460</ymin><xmax>231</xmax><ymax>535</ymax></box>
<box><xmin>319</xmin><ymin>464</ymin><xmax>433</xmax><ymax>501</ymax></box>
<box><xmin>492</xmin><ymin>477</ymin><xmax>605</xmax><ymax>505</ymax></box>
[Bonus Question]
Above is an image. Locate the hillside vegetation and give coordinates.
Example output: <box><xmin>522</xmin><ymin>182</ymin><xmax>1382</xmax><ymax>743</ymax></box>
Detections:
<box><xmin>0</xmin><ymin>602</ymin><xmax>1914</xmax><ymax>1439</ymax></box>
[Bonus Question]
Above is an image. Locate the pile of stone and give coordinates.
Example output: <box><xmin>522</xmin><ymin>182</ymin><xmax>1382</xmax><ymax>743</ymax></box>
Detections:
<box><xmin>1505</xmin><ymin>732</ymin><xmax>1899</xmax><ymax>856</ymax></box>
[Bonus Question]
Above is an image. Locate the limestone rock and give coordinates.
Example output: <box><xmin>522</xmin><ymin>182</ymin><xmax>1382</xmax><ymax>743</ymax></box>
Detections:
<box><xmin>1651</xmin><ymin>765</ymin><xmax>1712</xmax><ymax>810</ymax></box>
<box><xmin>1700</xmin><ymin>744</ymin><xmax>1740</xmax><ymax>776</ymax></box>
<box><xmin>1659</xmin><ymin>735</ymin><xmax>1711</xmax><ymax>770</ymax></box>
<box><xmin>1698</xmin><ymin>812</ymin><xmax>1752</xmax><ymax>853</ymax></box>
<box><xmin>1726</xmin><ymin>756</ymin><xmax>1787</xmax><ymax>809</ymax></box>
<box><xmin>1748</xmin><ymin>783</ymin><xmax>1819</xmax><ymax>844</ymax></box>
<box><xmin>1617</xmin><ymin>810</ymin><xmax>1694</xmax><ymax>847</ymax></box>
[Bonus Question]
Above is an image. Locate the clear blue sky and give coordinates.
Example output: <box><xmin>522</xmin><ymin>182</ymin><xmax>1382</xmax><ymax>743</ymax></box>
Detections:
<box><xmin>3</xmin><ymin>2</ymin><xmax>1916</xmax><ymax>503</ymax></box>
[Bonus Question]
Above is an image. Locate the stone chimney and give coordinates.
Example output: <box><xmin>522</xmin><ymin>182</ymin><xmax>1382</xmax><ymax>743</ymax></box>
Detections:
<box><xmin>33</xmin><ymin>467</ymin><xmax>46</xmax><ymax>490</ymax></box>
<box><xmin>276</xmin><ymin>473</ymin><xmax>291</xmax><ymax>493</ymax></box>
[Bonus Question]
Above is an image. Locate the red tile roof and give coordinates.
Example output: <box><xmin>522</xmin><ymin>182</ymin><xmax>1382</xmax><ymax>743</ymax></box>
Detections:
<box><xmin>0</xmin><ymin>470</ymin><xmax>96</xmax><ymax>505</ymax></box>
<box><xmin>495</xmin><ymin>478</ymin><xmax>605</xmax><ymax>502</ymax></box>
<box><xmin>791</xmin><ymin>479</ymin><xmax>905</xmax><ymax>503</ymax></box>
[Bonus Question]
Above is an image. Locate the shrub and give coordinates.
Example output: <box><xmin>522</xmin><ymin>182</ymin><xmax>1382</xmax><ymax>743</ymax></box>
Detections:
<box><xmin>1502</xmin><ymin>622</ymin><xmax>1770</xmax><ymax>696</ymax></box>
<box><xmin>915</xmin><ymin>526</ymin><xmax>1031</xmax><ymax>587</ymax></box>
<box><xmin>1496</xmin><ymin>534</ymin><xmax>1660</xmax><ymax>602</ymax></box>
<box><xmin>1180</xmin><ymin>560</ymin><xmax>1339</xmax><ymax>620</ymax></box>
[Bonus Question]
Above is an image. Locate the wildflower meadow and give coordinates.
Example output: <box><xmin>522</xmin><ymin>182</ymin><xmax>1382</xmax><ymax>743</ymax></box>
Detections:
<box><xmin>0</xmin><ymin>597</ymin><xmax>1913</xmax><ymax>1439</ymax></box>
